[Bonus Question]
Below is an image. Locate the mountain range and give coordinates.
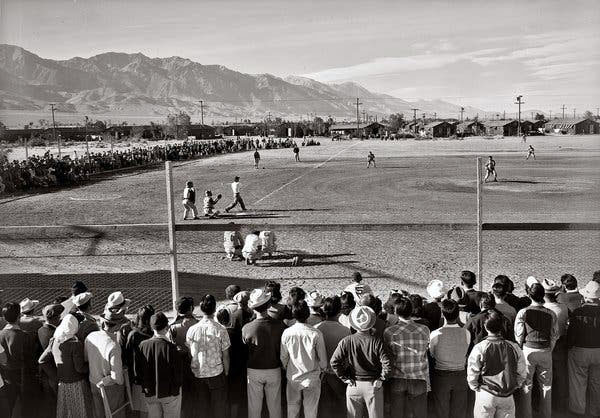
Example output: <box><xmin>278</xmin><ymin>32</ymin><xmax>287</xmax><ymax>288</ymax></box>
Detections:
<box><xmin>0</xmin><ymin>44</ymin><xmax>487</xmax><ymax>124</ymax></box>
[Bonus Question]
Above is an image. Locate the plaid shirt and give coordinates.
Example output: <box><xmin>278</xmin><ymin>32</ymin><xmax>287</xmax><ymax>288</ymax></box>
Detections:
<box><xmin>383</xmin><ymin>318</ymin><xmax>430</xmax><ymax>387</ymax></box>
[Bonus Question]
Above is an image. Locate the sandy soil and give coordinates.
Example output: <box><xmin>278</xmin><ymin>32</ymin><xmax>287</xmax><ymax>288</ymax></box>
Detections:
<box><xmin>1</xmin><ymin>134</ymin><xmax>598</xmax><ymax>312</ymax></box>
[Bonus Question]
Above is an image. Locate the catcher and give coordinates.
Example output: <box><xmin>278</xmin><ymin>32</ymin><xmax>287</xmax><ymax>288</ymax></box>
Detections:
<box><xmin>203</xmin><ymin>190</ymin><xmax>222</xmax><ymax>218</ymax></box>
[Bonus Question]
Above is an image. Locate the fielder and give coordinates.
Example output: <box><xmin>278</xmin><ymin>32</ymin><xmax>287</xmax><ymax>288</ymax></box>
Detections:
<box><xmin>225</xmin><ymin>176</ymin><xmax>247</xmax><ymax>212</ymax></box>
<box><xmin>367</xmin><ymin>151</ymin><xmax>376</xmax><ymax>168</ymax></box>
<box><xmin>203</xmin><ymin>190</ymin><xmax>222</xmax><ymax>218</ymax></box>
<box><xmin>182</xmin><ymin>181</ymin><xmax>199</xmax><ymax>220</ymax></box>
<box><xmin>254</xmin><ymin>150</ymin><xmax>260</xmax><ymax>169</ymax></box>
<box><xmin>293</xmin><ymin>144</ymin><xmax>300</xmax><ymax>162</ymax></box>
<box><xmin>526</xmin><ymin>145</ymin><xmax>536</xmax><ymax>160</ymax></box>
<box><xmin>484</xmin><ymin>156</ymin><xmax>498</xmax><ymax>182</ymax></box>
<box><xmin>223</xmin><ymin>231</ymin><xmax>244</xmax><ymax>260</ymax></box>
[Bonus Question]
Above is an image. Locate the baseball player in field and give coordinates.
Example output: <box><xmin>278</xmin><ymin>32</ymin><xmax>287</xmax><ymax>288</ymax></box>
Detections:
<box><xmin>526</xmin><ymin>145</ymin><xmax>536</xmax><ymax>160</ymax></box>
<box><xmin>225</xmin><ymin>176</ymin><xmax>247</xmax><ymax>212</ymax></box>
<box><xmin>203</xmin><ymin>190</ymin><xmax>222</xmax><ymax>218</ymax></box>
<box><xmin>484</xmin><ymin>156</ymin><xmax>498</xmax><ymax>183</ymax></box>
<box><xmin>182</xmin><ymin>181</ymin><xmax>199</xmax><ymax>220</ymax></box>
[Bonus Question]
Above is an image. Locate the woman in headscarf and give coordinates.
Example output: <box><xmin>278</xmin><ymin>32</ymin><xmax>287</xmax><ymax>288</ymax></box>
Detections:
<box><xmin>126</xmin><ymin>305</ymin><xmax>155</xmax><ymax>418</ymax></box>
<box><xmin>51</xmin><ymin>313</ymin><xmax>91</xmax><ymax>418</ymax></box>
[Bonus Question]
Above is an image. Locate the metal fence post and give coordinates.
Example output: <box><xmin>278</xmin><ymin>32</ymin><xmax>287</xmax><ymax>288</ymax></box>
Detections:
<box><xmin>165</xmin><ymin>161</ymin><xmax>179</xmax><ymax>311</ymax></box>
<box><xmin>477</xmin><ymin>157</ymin><xmax>483</xmax><ymax>291</ymax></box>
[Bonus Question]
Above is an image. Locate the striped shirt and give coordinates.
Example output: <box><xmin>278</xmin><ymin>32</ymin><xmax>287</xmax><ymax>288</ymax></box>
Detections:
<box><xmin>383</xmin><ymin>318</ymin><xmax>430</xmax><ymax>387</ymax></box>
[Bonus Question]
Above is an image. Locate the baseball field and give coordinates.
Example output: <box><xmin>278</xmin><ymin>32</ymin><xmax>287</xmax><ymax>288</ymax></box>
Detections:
<box><xmin>1</xmin><ymin>135</ymin><xmax>599</xmax><ymax>312</ymax></box>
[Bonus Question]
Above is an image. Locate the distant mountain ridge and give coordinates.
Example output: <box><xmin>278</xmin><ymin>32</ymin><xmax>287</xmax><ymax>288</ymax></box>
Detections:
<box><xmin>0</xmin><ymin>44</ymin><xmax>486</xmax><ymax>122</ymax></box>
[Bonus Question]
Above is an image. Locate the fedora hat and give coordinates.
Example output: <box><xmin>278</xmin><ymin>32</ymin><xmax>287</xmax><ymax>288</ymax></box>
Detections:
<box><xmin>580</xmin><ymin>281</ymin><xmax>600</xmax><ymax>300</ymax></box>
<box><xmin>448</xmin><ymin>286</ymin><xmax>467</xmax><ymax>306</ymax></box>
<box><xmin>106</xmin><ymin>291</ymin><xmax>131</xmax><ymax>310</ymax></box>
<box><xmin>248</xmin><ymin>289</ymin><xmax>271</xmax><ymax>309</ymax></box>
<box><xmin>348</xmin><ymin>306</ymin><xmax>376</xmax><ymax>332</ymax></box>
<box><xmin>427</xmin><ymin>280</ymin><xmax>446</xmax><ymax>300</ymax></box>
<box><xmin>72</xmin><ymin>292</ymin><xmax>93</xmax><ymax>307</ymax></box>
<box><xmin>541</xmin><ymin>278</ymin><xmax>561</xmax><ymax>294</ymax></box>
<box><xmin>100</xmin><ymin>306</ymin><xmax>126</xmax><ymax>323</ymax></box>
<box><xmin>233</xmin><ymin>291</ymin><xmax>250</xmax><ymax>304</ymax></box>
<box><xmin>306</xmin><ymin>290</ymin><xmax>324</xmax><ymax>308</ymax></box>
<box><xmin>20</xmin><ymin>298</ymin><xmax>39</xmax><ymax>313</ymax></box>
<box><xmin>526</xmin><ymin>276</ymin><xmax>540</xmax><ymax>288</ymax></box>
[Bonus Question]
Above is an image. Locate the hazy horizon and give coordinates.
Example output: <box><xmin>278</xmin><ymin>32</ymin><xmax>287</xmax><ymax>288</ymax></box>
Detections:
<box><xmin>1</xmin><ymin>0</ymin><xmax>599</xmax><ymax>113</ymax></box>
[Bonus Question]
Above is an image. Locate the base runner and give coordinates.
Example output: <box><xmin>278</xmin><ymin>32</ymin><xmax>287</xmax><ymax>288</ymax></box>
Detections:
<box><xmin>526</xmin><ymin>145</ymin><xmax>535</xmax><ymax>160</ymax></box>
<box><xmin>484</xmin><ymin>156</ymin><xmax>498</xmax><ymax>183</ymax></box>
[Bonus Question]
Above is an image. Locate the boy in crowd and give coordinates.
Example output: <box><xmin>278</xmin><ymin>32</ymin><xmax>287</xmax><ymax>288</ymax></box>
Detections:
<box><xmin>467</xmin><ymin>311</ymin><xmax>526</xmax><ymax>417</ymax></box>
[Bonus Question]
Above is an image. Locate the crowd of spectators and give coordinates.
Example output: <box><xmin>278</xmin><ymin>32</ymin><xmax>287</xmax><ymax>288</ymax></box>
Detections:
<box><xmin>0</xmin><ymin>137</ymin><xmax>296</xmax><ymax>195</ymax></box>
<box><xmin>0</xmin><ymin>269</ymin><xmax>599</xmax><ymax>418</ymax></box>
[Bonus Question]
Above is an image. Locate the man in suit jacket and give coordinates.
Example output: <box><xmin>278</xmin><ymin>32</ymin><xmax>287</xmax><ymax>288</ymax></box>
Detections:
<box><xmin>138</xmin><ymin>312</ymin><xmax>183</xmax><ymax>417</ymax></box>
<box><xmin>0</xmin><ymin>302</ymin><xmax>26</xmax><ymax>418</ymax></box>
<box><xmin>461</xmin><ymin>271</ymin><xmax>485</xmax><ymax>315</ymax></box>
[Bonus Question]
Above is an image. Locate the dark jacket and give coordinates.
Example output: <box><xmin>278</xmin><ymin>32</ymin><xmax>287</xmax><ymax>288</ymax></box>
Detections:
<box><xmin>51</xmin><ymin>338</ymin><xmax>88</xmax><ymax>383</ymax></box>
<box><xmin>330</xmin><ymin>332</ymin><xmax>391</xmax><ymax>382</ymax></box>
<box><xmin>514</xmin><ymin>304</ymin><xmax>557</xmax><ymax>349</ymax></box>
<box><xmin>125</xmin><ymin>328</ymin><xmax>153</xmax><ymax>385</ymax></box>
<box><xmin>423</xmin><ymin>301</ymin><xmax>442</xmax><ymax>331</ymax></box>
<box><xmin>38</xmin><ymin>324</ymin><xmax>56</xmax><ymax>351</ymax></box>
<box><xmin>465</xmin><ymin>289</ymin><xmax>484</xmax><ymax>315</ymax></box>
<box><xmin>567</xmin><ymin>304</ymin><xmax>600</xmax><ymax>348</ymax></box>
<box><xmin>465</xmin><ymin>309</ymin><xmax>514</xmax><ymax>349</ymax></box>
<box><xmin>137</xmin><ymin>336</ymin><xmax>182</xmax><ymax>398</ymax></box>
<box><xmin>0</xmin><ymin>326</ymin><xmax>25</xmax><ymax>385</ymax></box>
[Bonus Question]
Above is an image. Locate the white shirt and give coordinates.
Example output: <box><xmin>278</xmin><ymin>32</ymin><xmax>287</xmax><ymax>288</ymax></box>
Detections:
<box><xmin>231</xmin><ymin>181</ymin><xmax>240</xmax><ymax>194</ymax></box>
<box><xmin>84</xmin><ymin>330</ymin><xmax>124</xmax><ymax>386</ymax></box>
<box><xmin>344</xmin><ymin>282</ymin><xmax>373</xmax><ymax>304</ymax></box>
<box><xmin>242</xmin><ymin>234</ymin><xmax>260</xmax><ymax>254</ymax></box>
<box><xmin>186</xmin><ymin>317</ymin><xmax>231</xmax><ymax>378</ymax></box>
<box><xmin>280</xmin><ymin>323</ymin><xmax>327</xmax><ymax>386</ymax></box>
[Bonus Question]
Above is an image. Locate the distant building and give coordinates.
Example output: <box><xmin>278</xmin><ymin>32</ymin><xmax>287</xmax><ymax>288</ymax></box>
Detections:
<box><xmin>544</xmin><ymin>118</ymin><xmax>599</xmax><ymax>135</ymax></box>
<box><xmin>483</xmin><ymin>120</ymin><xmax>519</xmax><ymax>136</ymax></box>
<box><xmin>188</xmin><ymin>124</ymin><xmax>216</xmax><ymax>139</ymax></box>
<box><xmin>456</xmin><ymin>120</ymin><xmax>485</xmax><ymax>136</ymax></box>
<box><xmin>330</xmin><ymin>122</ymin><xmax>384</xmax><ymax>137</ymax></box>
<box><xmin>519</xmin><ymin>120</ymin><xmax>534</xmax><ymax>134</ymax></box>
<box><xmin>423</xmin><ymin>121</ymin><xmax>456</xmax><ymax>137</ymax></box>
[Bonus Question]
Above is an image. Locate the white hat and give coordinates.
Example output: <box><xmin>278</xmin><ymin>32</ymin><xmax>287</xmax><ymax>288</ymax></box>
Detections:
<box><xmin>233</xmin><ymin>291</ymin><xmax>250</xmax><ymax>304</ymax></box>
<box><xmin>426</xmin><ymin>280</ymin><xmax>446</xmax><ymax>300</ymax></box>
<box><xmin>541</xmin><ymin>278</ymin><xmax>561</xmax><ymax>293</ymax></box>
<box><xmin>348</xmin><ymin>306</ymin><xmax>376</xmax><ymax>332</ymax></box>
<box><xmin>72</xmin><ymin>292</ymin><xmax>93</xmax><ymax>307</ymax></box>
<box><xmin>248</xmin><ymin>289</ymin><xmax>271</xmax><ymax>309</ymax></box>
<box><xmin>54</xmin><ymin>314</ymin><xmax>79</xmax><ymax>345</ymax></box>
<box><xmin>580</xmin><ymin>281</ymin><xmax>600</xmax><ymax>300</ymax></box>
<box><xmin>106</xmin><ymin>291</ymin><xmax>131</xmax><ymax>309</ymax></box>
<box><xmin>526</xmin><ymin>276</ymin><xmax>540</xmax><ymax>288</ymax></box>
<box><xmin>306</xmin><ymin>290</ymin><xmax>324</xmax><ymax>308</ymax></box>
<box><xmin>20</xmin><ymin>298</ymin><xmax>39</xmax><ymax>313</ymax></box>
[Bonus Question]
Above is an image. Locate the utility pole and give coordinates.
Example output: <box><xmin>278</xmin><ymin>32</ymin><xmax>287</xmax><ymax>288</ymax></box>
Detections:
<box><xmin>356</xmin><ymin>98</ymin><xmax>362</xmax><ymax>138</ymax></box>
<box><xmin>596</xmin><ymin>108</ymin><xmax>599</xmax><ymax>118</ymax></box>
<box><xmin>84</xmin><ymin>116</ymin><xmax>90</xmax><ymax>163</ymax></box>
<box><xmin>460</xmin><ymin>107</ymin><xmax>465</xmax><ymax>123</ymax></box>
<box><xmin>549</xmin><ymin>110</ymin><xmax>552</xmax><ymax>119</ymax></box>
<box><xmin>503</xmin><ymin>110</ymin><xmax>506</xmax><ymax>120</ymax></box>
<box><xmin>514</xmin><ymin>95</ymin><xmax>524</xmax><ymax>136</ymax></box>
<box><xmin>411</xmin><ymin>108</ymin><xmax>419</xmax><ymax>133</ymax></box>
<box><xmin>561</xmin><ymin>105</ymin><xmax>566</xmax><ymax>119</ymax></box>
<box><xmin>433</xmin><ymin>112</ymin><xmax>437</xmax><ymax>120</ymax></box>
<box><xmin>573</xmin><ymin>108</ymin><xmax>576</xmax><ymax>118</ymax></box>
<box><xmin>50</xmin><ymin>103</ymin><xmax>60</xmax><ymax>157</ymax></box>
<box><xmin>199</xmin><ymin>100</ymin><xmax>205</xmax><ymax>125</ymax></box>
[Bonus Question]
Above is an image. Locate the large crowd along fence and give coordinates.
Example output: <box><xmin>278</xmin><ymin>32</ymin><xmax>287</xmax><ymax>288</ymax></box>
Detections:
<box><xmin>1</xmin><ymin>159</ymin><xmax>598</xmax><ymax>312</ymax></box>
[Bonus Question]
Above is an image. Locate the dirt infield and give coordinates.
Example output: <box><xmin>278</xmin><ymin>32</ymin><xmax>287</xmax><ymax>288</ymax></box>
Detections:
<box><xmin>1</xmin><ymin>135</ymin><xmax>599</xmax><ymax>312</ymax></box>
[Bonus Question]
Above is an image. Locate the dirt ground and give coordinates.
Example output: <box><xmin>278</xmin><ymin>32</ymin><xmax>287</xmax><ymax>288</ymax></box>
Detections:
<box><xmin>1</xmin><ymin>134</ymin><xmax>599</xmax><ymax>312</ymax></box>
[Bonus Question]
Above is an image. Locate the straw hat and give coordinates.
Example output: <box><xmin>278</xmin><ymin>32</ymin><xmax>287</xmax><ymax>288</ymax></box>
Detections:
<box><xmin>20</xmin><ymin>298</ymin><xmax>39</xmax><ymax>313</ymax></box>
<box><xmin>72</xmin><ymin>292</ymin><xmax>93</xmax><ymax>307</ymax></box>
<box><xmin>427</xmin><ymin>280</ymin><xmax>446</xmax><ymax>300</ymax></box>
<box><xmin>306</xmin><ymin>290</ymin><xmax>324</xmax><ymax>308</ymax></box>
<box><xmin>580</xmin><ymin>281</ymin><xmax>600</xmax><ymax>300</ymax></box>
<box><xmin>248</xmin><ymin>289</ymin><xmax>271</xmax><ymax>309</ymax></box>
<box><xmin>541</xmin><ymin>278</ymin><xmax>561</xmax><ymax>294</ymax></box>
<box><xmin>348</xmin><ymin>306</ymin><xmax>377</xmax><ymax>332</ymax></box>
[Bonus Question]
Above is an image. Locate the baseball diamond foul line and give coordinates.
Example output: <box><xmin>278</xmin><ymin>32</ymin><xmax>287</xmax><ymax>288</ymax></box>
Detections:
<box><xmin>253</xmin><ymin>141</ymin><xmax>361</xmax><ymax>205</ymax></box>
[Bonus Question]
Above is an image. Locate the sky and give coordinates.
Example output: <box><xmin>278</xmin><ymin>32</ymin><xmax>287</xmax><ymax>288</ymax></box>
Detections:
<box><xmin>1</xmin><ymin>0</ymin><xmax>599</xmax><ymax>112</ymax></box>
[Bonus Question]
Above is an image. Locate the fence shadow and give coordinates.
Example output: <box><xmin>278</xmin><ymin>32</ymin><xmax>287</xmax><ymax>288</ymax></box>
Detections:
<box><xmin>0</xmin><ymin>270</ymin><xmax>267</xmax><ymax>314</ymax></box>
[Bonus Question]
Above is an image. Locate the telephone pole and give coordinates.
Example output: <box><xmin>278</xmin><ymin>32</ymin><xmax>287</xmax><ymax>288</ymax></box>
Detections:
<box><xmin>549</xmin><ymin>110</ymin><xmax>552</xmax><ymax>119</ymax></box>
<box><xmin>199</xmin><ymin>100</ymin><xmax>205</xmax><ymax>125</ymax></box>
<box><xmin>514</xmin><ymin>95</ymin><xmax>524</xmax><ymax>136</ymax></box>
<box><xmin>573</xmin><ymin>108</ymin><xmax>576</xmax><ymax>118</ymax></box>
<box><xmin>356</xmin><ymin>98</ymin><xmax>362</xmax><ymax>138</ymax></box>
<box><xmin>433</xmin><ymin>112</ymin><xmax>437</xmax><ymax>120</ymax></box>
<box><xmin>84</xmin><ymin>115</ymin><xmax>90</xmax><ymax>163</ymax></box>
<box><xmin>561</xmin><ymin>105</ymin><xmax>566</xmax><ymax>119</ymax></box>
<box><xmin>50</xmin><ymin>103</ymin><xmax>60</xmax><ymax>157</ymax></box>
<box><xmin>411</xmin><ymin>108</ymin><xmax>419</xmax><ymax>133</ymax></box>
<box><xmin>460</xmin><ymin>107</ymin><xmax>465</xmax><ymax>122</ymax></box>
